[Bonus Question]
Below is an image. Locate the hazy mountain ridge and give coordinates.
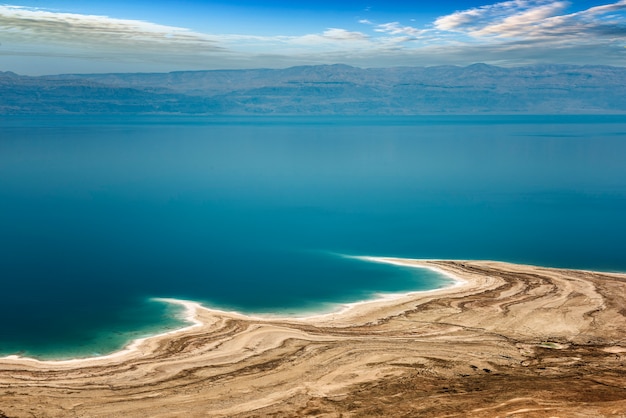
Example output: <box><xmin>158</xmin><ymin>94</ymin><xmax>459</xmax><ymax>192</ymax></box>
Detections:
<box><xmin>2</xmin><ymin>63</ymin><xmax>626</xmax><ymax>114</ymax></box>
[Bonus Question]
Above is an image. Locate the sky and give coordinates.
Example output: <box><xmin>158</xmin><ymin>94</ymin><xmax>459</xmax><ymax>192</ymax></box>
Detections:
<box><xmin>1</xmin><ymin>0</ymin><xmax>625</xmax><ymax>74</ymax></box>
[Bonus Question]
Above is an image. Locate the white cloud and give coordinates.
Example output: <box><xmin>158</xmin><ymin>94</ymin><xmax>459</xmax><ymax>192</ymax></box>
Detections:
<box><xmin>374</xmin><ymin>22</ymin><xmax>426</xmax><ymax>37</ymax></box>
<box><xmin>473</xmin><ymin>2</ymin><xmax>571</xmax><ymax>37</ymax></box>
<box><xmin>423</xmin><ymin>0</ymin><xmax>626</xmax><ymax>67</ymax></box>
<box><xmin>434</xmin><ymin>0</ymin><xmax>626</xmax><ymax>41</ymax></box>
<box><xmin>227</xmin><ymin>29</ymin><xmax>372</xmax><ymax>54</ymax></box>
<box><xmin>434</xmin><ymin>1</ymin><xmax>561</xmax><ymax>32</ymax></box>
<box><xmin>0</xmin><ymin>5</ymin><xmax>374</xmax><ymax>60</ymax></box>
<box><xmin>320</xmin><ymin>28</ymin><xmax>369</xmax><ymax>41</ymax></box>
<box><xmin>0</xmin><ymin>5</ymin><xmax>223</xmax><ymax>53</ymax></box>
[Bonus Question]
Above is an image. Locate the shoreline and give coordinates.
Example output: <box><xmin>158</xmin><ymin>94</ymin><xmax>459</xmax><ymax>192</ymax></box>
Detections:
<box><xmin>1</xmin><ymin>258</ymin><xmax>625</xmax><ymax>417</ymax></box>
<box><xmin>0</xmin><ymin>299</ymin><xmax>205</xmax><ymax>366</ymax></box>
<box><xmin>2</xmin><ymin>256</ymin><xmax>623</xmax><ymax>366</ymax></box>
<box><xmin>289</xmin><ymin>256</ymin><xmax>467</xmax><ymax>321</ymax></box>
<box><xmin>0</xmin><ymin>256</ymin><xmax>464</xmax><ymax>364</ymax></box>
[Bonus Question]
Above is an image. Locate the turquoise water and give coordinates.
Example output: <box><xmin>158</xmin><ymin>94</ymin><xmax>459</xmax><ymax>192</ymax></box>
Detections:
<box><xmin>1</xmin><ymin>115</ymin><xmax>625</xmax><ymax>359</ymax></box>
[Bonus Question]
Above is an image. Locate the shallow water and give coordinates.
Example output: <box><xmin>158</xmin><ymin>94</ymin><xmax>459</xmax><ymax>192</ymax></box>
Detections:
<box><xmin>1</xmin><ymin>115</ymin><xmax>625</xmax><ymax>359</ymax></box>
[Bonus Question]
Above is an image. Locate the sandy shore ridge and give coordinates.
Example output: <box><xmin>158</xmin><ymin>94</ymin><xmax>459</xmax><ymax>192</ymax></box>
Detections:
<box><xmin>1</xmin><ymin>258</ymin><xmax>625</xmax><ymax>417</ymax></box>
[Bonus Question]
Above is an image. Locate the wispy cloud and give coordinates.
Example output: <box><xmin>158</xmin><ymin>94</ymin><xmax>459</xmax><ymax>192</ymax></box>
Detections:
<box><xmin>0</xmin><ymin>5</ymin><xmax>223</xmax><ymax>55</ymax></box>
<box><xmin>433</xmin><ymin>1</ymin><xmax>557</xmax><ymax>32</ymax></box>
<box><xmin>434</xmin><ymin>0</ymin><xmax>626</xmax><ymax>41</ymax></box>
<box><xmin>426</xmin><ymin>0</ymin><xmax>626</xmax><ymax>64</ymax></box>
<box><xmin>293</xmin><ymin>28</ymin><xmax>370</xmax><ymax>46</ymax></box>
<box><xmin>0</xmin><ymin>5</ymin><xmax>378</xmax><ymax>69</ymax></box>
<box><xmin>374</xmin><ymin>22</ymin><xmax>426</xmax><ymax>37</ymax></box>
<box><xmin>320</xmin><ymin>28</ymin><xmax>369</xmax><ymax>41</ymax></box>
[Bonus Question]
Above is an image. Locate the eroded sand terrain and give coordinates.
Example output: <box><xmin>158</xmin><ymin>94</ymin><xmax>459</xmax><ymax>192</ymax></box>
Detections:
<box><xmin>1</xmin><ymin>259</ymin><xmax>625</xmax><ymax>417</ymax></box>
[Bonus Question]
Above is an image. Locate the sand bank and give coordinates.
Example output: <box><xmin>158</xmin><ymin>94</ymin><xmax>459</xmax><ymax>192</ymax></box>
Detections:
<box><xmin>1</xmin><ymin>259</ymin><xmax>625</xmax><ymax>417</ymax></box>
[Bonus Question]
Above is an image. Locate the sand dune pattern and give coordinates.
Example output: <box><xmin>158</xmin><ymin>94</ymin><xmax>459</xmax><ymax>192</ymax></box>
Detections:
<box><xmin>1</xmin><ymin>259</ymin><xmax>625</xmax><ymax>417</ymax></box>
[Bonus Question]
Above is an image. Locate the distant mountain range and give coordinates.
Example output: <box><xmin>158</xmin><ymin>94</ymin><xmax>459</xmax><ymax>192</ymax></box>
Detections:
<box><xmin>2</xmin><ymin>63</ymin><xmax>626</xmax><ymax>114</ymax></box>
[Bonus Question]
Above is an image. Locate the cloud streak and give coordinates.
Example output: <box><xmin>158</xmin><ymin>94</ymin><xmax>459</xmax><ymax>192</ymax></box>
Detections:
<box><xmin>374</xmin><ymin>22</ymin><xmax>426</xmax><ymax>37</ymax></box>
<box><xmin>0</xmin><ymin>5</ymin><xmax>223</xmax><ymax>55</ymax></box>
<box><xmin>434</xmin><ymin>0</ymin><xmax>626</xmax><ymax>41</ymax></box>
<box><xmin>293</xmin><ymin>29</ymin><xmax>370</xmax><ymax>47</ymax></box>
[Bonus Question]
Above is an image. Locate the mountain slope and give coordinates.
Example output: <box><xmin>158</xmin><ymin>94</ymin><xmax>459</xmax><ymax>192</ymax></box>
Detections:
<box><xmin>2</xmin><ymin>64</ymin><xmax>626</xmax><ymax>114</ymax></box>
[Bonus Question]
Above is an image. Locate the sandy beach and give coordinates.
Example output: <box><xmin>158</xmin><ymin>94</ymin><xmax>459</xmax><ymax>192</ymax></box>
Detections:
<box><xmin>1</xmin><ymin>258</ymin><xmax>625</xmax><ymax>417</ymax></box>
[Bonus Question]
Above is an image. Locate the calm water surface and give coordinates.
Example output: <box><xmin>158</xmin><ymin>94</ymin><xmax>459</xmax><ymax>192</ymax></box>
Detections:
<box><xmin>1</xmin><ymin>115</ymin><xmax>625</xmax><ymax>359</ymax></box>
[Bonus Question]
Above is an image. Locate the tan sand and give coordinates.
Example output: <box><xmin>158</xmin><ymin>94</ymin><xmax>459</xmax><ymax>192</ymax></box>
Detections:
<box><xmin>1</xmin><ymin>259</ymin><xmax>625</xmax><ymax>417</ymax></box>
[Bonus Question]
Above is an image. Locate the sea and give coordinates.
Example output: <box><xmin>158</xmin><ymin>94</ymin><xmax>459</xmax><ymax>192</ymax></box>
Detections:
<box><xmin>1</xmin><ymin>115</ymin><xmax>625</xmax><ymax>360</ymax></box>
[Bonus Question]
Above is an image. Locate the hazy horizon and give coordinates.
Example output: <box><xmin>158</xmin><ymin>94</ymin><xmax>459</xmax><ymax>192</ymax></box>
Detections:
<box><xmin>3</xmin><ymin>61</ymin><xmax>626</xmax><ymax>78</ymax></box>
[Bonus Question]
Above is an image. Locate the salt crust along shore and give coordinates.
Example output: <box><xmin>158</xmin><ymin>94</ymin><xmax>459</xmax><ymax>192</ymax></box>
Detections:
<box><xmin>0</xmin><ymin>299</ymin><xmax>205</xmax><ymax>365</ymax></box>
<box><xmin>1</xmin><ymin>258</ymin><xmax>625</xmax><ymax>417</ymax></box>
<box><xmin>0</xmin><ymin>256</ymin><xmax>465</xmax><ymax>365</ymax></box>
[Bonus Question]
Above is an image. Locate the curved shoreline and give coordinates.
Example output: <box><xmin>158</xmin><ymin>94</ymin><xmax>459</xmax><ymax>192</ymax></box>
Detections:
<box><xmin>1</xmin><ymin>258</ymin><xmax>625</xmax><ymax>417</ymax></box>
<box><xmin>0</xmin><ymin>299</ymin><xmax>204</xmax><ymax>365</ymax></box>
<box><xmin>255</xmin><ymin>256</ymin><xmax>467</xmax><ymax>321</ymax></box>
<box><xmin>0</xmin><ymin>256</ymin><xmax>464</xmax><ymax>364</ymax></box>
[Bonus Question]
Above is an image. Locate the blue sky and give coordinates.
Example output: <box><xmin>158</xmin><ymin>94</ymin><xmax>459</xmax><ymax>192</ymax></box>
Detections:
<box><xmin>1</xmin><ymin>0</ymin><xmax>625</xmax><ymax>74</ymax></box>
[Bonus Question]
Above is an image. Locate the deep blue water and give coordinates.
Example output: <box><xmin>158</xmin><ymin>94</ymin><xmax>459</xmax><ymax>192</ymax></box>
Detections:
<box><xmin>1</xmin><ymin>115</ymin><xmax>625</xmax><ymax>359</ymax></box>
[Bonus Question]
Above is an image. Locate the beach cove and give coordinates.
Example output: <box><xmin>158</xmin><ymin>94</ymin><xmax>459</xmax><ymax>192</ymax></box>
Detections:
<box><xmin>1</xmin><ymin>258</ymin><xmax>625</xmax><ymax>417</ymax></box>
